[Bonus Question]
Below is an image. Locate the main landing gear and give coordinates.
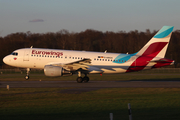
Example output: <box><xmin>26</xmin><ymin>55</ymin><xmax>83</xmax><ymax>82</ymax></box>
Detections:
<box><xmin>25</xmin><ymin>68</ymin><xmax>30</xmax><ymax>80</ymax></box>
<box><xmin>76</xmin><ymin>71</ymin><xmax>89</xmax><ymax>83</ymax></box>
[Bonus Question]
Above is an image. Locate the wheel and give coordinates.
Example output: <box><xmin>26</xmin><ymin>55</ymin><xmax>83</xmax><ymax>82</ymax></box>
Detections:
<box><xmin>83</xmin><ymin>76</ymin><xmax>89</xmax><ymax>83</ymax></box>
<box><xmin>76</xmin><ymin>77</ymin><xmax>83</xmax><ymax>83</ymax></box>
<box><xmin>25</xmin><ymin>75</ymin><xmax>29</xmax><ymax>80</ymax></box>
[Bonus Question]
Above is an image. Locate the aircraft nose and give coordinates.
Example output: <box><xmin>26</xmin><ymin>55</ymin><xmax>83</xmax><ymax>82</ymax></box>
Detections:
<box><xmin>3</xmin><ymin>56</ymin><xmax>8</xmax><ymax>64</ymax></box>
<box><xmin>3</xmin><ymin>55</ymin><xmax>18</xmax><ymax>67</ymax></box>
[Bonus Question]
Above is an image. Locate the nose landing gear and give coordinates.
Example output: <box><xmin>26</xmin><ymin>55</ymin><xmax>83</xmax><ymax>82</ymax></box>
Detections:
<box><xmin>25</xmin><ymin>68</ymin><xmax>30</xmax><ymax>80</ymax></box>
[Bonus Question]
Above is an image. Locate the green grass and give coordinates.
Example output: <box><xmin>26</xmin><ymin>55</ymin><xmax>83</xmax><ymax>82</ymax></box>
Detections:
<box><xmin>0</xmin><ymin>88</ymin><xmax>180</xmax><ymax>120</ymax></box>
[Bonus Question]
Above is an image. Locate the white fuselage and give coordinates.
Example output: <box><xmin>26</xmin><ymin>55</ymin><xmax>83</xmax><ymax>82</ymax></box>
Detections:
<box><xmin>3</xmin><ymin>48</ymin><xmax>134</xmax><ymax>73</ymax></box>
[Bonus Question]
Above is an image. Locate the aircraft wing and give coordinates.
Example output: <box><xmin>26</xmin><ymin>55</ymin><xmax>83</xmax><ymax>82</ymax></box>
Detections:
<box><xmin>51</xmin><ymin>58</ymin><xmax>92</xmax><ymax>72</ymax></box>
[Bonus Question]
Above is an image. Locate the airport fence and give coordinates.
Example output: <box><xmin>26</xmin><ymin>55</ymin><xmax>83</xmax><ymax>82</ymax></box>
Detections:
<box><xmin>0</xmin><ymin>68</ymin><xmax>180</xmax><ymax>74</ymax></box>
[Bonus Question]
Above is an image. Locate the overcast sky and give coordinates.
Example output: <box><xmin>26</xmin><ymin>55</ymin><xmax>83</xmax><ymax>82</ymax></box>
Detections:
<box><xmin>0</xmin><ymin>0</ymin><xmax>180</xmax><ymax>37</ymax></box>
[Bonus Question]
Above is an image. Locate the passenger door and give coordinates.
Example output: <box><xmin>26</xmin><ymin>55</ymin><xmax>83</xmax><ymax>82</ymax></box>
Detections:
<box><xmin>23</xmin><ymin>50</ymin><xmax>30</xmax><ymax>61</ymax></box>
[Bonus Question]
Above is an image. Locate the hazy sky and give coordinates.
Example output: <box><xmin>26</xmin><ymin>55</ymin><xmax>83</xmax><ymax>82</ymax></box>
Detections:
<box><xmin>0</xmin><ymin>0</ymin><xmax>180</xmax><ymax>37</ymax></box>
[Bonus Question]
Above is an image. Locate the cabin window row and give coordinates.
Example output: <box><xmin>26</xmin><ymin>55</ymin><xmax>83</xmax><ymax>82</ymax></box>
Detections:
<box><xmin>113</xmin><ymin>60</ymin><xmax>127</xmax><ymax>62</ymax></box>
<box><xmin>31</xmin><ymin>55</ymin><xmax>124</xmax><ymax>62</ymax></box>
<box><xmin>94</xmin><ymin>58</ymin><xmax>113</xmax><ymax>61</ymax></box>
<box><xmin>31</xmin><ymin>55</ymin><xmax>84</xmax><ymax>60</ymax></box>
<box><xmin>68</xmin><ymin>57</ymin><xmax>83</xmax><ymax>60</ymax></box>
<box><xmin>94</xmin><ymin>58</ymin><xmax>126</xmax><ymax>62</ymax></box>
<box><xmin>31</xmin><ymin>54</ymin><xmax>63</xmax><ymax>58</ymax></box>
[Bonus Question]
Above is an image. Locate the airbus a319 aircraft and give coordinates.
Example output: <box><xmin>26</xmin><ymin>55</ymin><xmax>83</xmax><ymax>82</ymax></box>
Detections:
<box><xmin>3</xmin><ymin>26</ymin><xmax>174</xmax><ymax>83</ymax></box>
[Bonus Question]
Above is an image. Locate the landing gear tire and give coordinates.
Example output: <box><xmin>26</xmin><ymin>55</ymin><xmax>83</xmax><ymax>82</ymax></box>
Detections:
<box><xmin>77</xmin><ymin>77</ymin><xmax>83</xmax><ymax>83</ymax></box>
<box><xmin>83</xmin><ymin>76</ymin><xmax>89</xmax><ymax>83</ymax></box>
<box><xmin>25</xmin><ymin>68</ymin><xmax>30</xmax><ymax>80</ymax></box>
<box><xmin>25</xmin><ymin>75</ymin><xmax>29</xmax><ymax>80</ymax></box>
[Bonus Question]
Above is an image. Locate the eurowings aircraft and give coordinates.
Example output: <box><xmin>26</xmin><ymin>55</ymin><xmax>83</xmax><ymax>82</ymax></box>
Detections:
<box><xmin>3</xmin><ymin>26</ymin><xmax>174</xmax><ymax>83</ymax></box>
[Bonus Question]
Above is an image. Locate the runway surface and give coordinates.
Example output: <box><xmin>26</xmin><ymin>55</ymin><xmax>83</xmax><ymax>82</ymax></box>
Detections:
<box><xmin>1</xmin><ymin>80</ymin><xmax>180</xmax><ymax>88</ymax></box>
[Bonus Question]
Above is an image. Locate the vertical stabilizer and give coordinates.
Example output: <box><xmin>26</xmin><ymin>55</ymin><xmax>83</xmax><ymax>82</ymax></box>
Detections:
<box><xmin>136</xmin><ymin>26</ymin><xmax>174</xmax><ymax>58</ymax></box>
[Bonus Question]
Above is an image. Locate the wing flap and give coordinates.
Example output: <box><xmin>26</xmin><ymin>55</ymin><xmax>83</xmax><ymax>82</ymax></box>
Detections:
<box><xmin>51</xmin><ymin>58</ymin><xmax>91</xmax><ymax>72</ymax></box>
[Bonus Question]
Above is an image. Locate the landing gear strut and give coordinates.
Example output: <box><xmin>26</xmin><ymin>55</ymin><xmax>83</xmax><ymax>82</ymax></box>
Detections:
<box><xmin>76</xmin><ymin>71</ymin><xmax>89</xmax><ymax>83</ymax></box>
<box><xmin>25</xmin><ymin>68</ymin><xmax>30</xmax><ymax>80</ymax></box>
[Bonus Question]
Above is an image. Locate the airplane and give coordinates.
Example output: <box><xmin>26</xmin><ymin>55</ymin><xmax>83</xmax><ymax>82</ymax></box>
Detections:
<box><xmin>3</xmin><ymin>26</ymin><xmax>174</xmax><ymax>83</ymax></box>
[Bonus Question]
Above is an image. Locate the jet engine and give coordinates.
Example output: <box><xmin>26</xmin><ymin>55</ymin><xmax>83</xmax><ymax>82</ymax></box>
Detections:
<box><xmin>44</xmin><ymin>65</ymin><xmax>72</xmax><ymax>77</ymax></box>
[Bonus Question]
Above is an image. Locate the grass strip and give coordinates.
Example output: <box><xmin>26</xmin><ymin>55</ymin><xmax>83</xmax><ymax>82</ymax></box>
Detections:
<box><xmin>0</xmin><ymin>88</ymin><xmax>180</xmax><ymax>120</ymax></box>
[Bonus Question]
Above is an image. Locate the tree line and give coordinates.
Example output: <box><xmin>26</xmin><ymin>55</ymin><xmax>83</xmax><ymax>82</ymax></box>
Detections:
<box><xmin>1</xmin><ymin>29</ymin><xmax>180</xmax><ymax>68</ymax></box>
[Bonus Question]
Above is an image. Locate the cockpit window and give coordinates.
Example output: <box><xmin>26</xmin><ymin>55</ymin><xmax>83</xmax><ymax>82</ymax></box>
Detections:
<box><xmin>11</xmin><ymin>52</ymin><xmax>18</xmax><ymax>56</ymax></box>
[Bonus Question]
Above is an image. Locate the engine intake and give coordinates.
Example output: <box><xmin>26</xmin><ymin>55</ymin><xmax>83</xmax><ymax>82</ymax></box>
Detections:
<box><xmin>44</xmin><ymin>65</ymin><xmax>72</xmax><ymax>77</ymax></box>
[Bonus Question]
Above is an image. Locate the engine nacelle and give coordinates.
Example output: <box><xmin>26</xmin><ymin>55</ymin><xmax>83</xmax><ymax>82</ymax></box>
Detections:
<box><xmin>44</xmin><ymin>65</ymin><xmax>72</xmax><ymax>77</ymax></box>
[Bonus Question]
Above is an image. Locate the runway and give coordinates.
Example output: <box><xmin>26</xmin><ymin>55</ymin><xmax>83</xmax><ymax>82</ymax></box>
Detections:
<box><xmin>1</xmin><ymin>80</ymin><xmax>180</xmax><ymax>88</ymax></box>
